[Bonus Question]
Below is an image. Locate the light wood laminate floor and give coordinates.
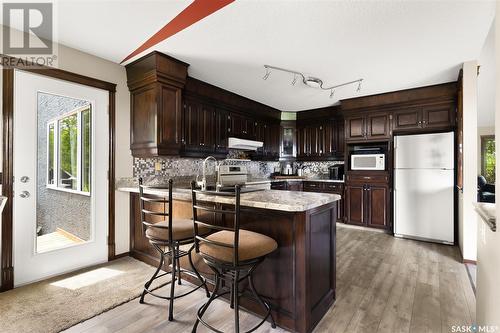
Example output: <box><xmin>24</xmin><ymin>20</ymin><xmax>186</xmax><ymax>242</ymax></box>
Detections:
<box><xmin>64</xmin><ymin>225</ymin><xmax>475</xmax><ymax>333</ymax></box>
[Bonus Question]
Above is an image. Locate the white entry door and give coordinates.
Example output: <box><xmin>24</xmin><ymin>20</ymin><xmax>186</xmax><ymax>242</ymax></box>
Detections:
<box><xmin>13</xmin><ymin>70</ymin><xmax>109</xmax><ymax>286</ymax></box>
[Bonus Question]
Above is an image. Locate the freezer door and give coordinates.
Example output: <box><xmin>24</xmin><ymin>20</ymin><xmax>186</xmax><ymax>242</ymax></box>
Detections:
<box><xmin>394</xmin><ymin>169</ymin><xmax>454</xmax><ymax>244</ymax></box>
<box><xmin>394</xmin><ymin>132</ymin><xmax>454</xmax><ymax>169</ymax></box>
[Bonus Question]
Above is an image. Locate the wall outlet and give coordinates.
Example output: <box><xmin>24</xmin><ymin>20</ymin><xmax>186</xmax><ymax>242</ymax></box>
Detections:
<box><xmin>154</xmin><ymin>162</ymin><xmax>162</xmax><ymax>171</ymax></box>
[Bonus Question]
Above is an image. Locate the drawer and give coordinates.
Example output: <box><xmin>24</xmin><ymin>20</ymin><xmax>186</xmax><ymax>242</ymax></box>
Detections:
<box><xmin>271</xmin><ymin>181</ymin><xmax>287</xmax><ymax>190</ymax></box>
<box><xmin>302</xmin><ymin>181</ymin><xmax>323</xmax><ymax>192</ymax></box>
<box><xmin>323</xmin><ymin>183</ymin><xmax>344</xmax><ymax>193</ymax></box>
<box><xmin>346</xmin><ymin>173</ymin><xmax>389</xmax><ymax>184</ymax></box>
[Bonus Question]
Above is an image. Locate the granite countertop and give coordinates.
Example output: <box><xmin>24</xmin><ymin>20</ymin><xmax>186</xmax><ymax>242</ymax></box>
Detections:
<box><xmin>474</xmin><ymin>202</ymin><xmax>496</xmax><ymax>232</ymax></box>
<box><xmin>117</xmin><ymin>186</ymin><xmax>340</xmax><ymax>212</ymax></box>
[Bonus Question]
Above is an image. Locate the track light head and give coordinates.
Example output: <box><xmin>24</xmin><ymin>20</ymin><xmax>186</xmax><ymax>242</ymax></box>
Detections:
<box><xmin>357</xmin><ymin>80</ymin><xmax>362</xmax><ymax>92</ymax></box>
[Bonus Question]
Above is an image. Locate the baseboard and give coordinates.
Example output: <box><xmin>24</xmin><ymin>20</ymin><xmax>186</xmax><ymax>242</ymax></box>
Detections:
<box><xmin>336</xmin><ymin>222</ymin><xmax>386</xmax><ymax>233</ymax></box>
<box><xmin>463</xmin><ymin>259</ymin><xmax>477</xmax><ymax>265</ymax></box>
<box><xmin>111</xmin><ymin>252</ymin><xmax>130</xmax><ymax>260</ymax></box>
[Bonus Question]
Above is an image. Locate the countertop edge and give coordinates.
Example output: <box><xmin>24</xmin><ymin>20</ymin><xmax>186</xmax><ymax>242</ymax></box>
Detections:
<box><xmin>474</xmin><ymin>202</ymin><xmax>496</xmax><ymax>232</ymax></box>
<box><xmin>117</xmin><ymin>187</ymin><xmax>340</xmax><ymax>213</ymax></box>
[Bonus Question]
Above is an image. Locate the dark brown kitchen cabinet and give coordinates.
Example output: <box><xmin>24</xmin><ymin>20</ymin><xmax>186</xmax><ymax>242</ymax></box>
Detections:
<box><xmin>215</xmin><ymin>108</ymin><xmax>230</xmax><ymax>154</ymax></box>
<box><xmin>296</xmin><ymin>120</ymin><xmax>344</xmax><ymax>161</ymax></box>
<box><xmin>267</xmin><ymin>123</ymin><xmax>281</xmax><ymax>159</ymax></box>
<box><xmin>392</xmin><ymin>103</ymin><xmax>455</xmax><ymax>133</ymax></box>
<box><xmin>250</xmin><ymin>121</ymin><xmax>280</xmax><ymax>161</ymax></box>
<box><xmin>182</xmin><ymin>98</ymin><xmax>216</xmax><ymax>154</ymax></box>
<box><xmin>270</xmin><ymin>180</ymin><xmax>303</xmax><ymax>191</ymax></box>
<box><xmin>392</xmin><ymin>108</ymin><xmax>421</xmax><ymax>131</ymax></box>
<box><xmin>422</xmin><ymin>103</ymin><xmax>455</xmax><ymax>129</ymax></box>
<box><xmin>367</xmin><ymin>113</ymin><xmax>391</xmax><ymax>139</ymax></box>
<box><xmin>345</xmin><ymin>116</ymin><xmax>365</xmax><ymax>141</ymax></box>
<box><xmin>270</xmin><ymin>181</ymin><xmax>288</xmax><ymax>190</ymax></box>
<box><xmin>345</xmin><ymin>113</ymin><xmax>391</xmax><ymax>141</ymax></box>
<box><xmin>345</xmin><ymin>184</ymin><xmax>365</xmax><ymax>226</ymax></box>
<box><xmin>302</xmin><ymin>181</ymin><xmax>344</xmax><ymax>222</ymax></box>
<box><xmin>366</xmin><ymin>184</ymin><xmax>389</xmax><ymax>228</ymax></box>
<box><xmin>252</xmin><ymin>123</ymin><xmax>278</xmax><ymax>160</ymax></box>
<box><xmin>127</xmin><ymin>52</ymin><xmax>188</xmax><ymax>157</ymax></box>
<box><xmin>230</xmin><ymin>112</ymin><xmax>255</xmax><ymax>139</ymax></box>
<box><xmin>127</xmin><ymin>51</ymin><xmax>283</xmax><ymax>158</ymax></box>
<box><xmin>336</xmin><ymin>121</ymin><xmax>345</xmax><ymax>157</ymax></box>
<box><xmin>345</xmin><ymin>173</ymin><xmax>389</xmax><ymax>229</ymax></box>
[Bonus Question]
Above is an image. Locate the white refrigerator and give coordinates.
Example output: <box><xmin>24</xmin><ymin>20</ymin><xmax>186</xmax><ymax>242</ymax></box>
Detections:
<box><xmin>394</xmin><ymin>132</ymin><xmax>454</xmax><ymax>244</ymax></box>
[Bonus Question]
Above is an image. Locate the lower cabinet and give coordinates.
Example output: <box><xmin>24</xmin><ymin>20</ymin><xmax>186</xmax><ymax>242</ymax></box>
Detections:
<box><xmin>345</xmin><ymin>173</ymin><xmax>390</xmax><ymax>229</ymax></box>
<box><xmin>302</xmin><ymin>181</ymin><xmax>344</xmax><ymax>222</ymax></box>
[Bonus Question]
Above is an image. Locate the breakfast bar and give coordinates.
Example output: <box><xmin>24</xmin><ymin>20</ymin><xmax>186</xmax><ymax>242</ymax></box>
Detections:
<box><xmin>120</xmin><ymin>186</ymin><xmax>340</xmax><ymax>333</ymax></box>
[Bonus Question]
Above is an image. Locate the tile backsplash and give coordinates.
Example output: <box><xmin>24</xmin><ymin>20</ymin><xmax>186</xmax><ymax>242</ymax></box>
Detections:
<box><xmin>133</xmin><ymin>152</ymin><xmax>344</xmax><ymax>180</ymax></box>
<box><xmin>134</xmin><ymin>155</ymin><xmax>279</xmax><ymax>179</ymax></box>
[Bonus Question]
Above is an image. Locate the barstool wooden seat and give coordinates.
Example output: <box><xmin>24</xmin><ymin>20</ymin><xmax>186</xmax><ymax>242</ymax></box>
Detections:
<box><xmin>190</xmin><ymin>182</ymin><xmax>277</xmax><ymax>333</ymax></box>
<box><xmin>138</xmin><ymin>178</ymin><xmax>210</xmax><ymax>322</ymax></box>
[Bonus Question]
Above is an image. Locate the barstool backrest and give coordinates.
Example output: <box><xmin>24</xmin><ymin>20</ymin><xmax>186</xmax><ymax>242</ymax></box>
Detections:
<box><xmin>138</xmin><ymin>178</ymin><xmax>173</xmax><ymax>243</ymax></box>
<box><xmin>190</xmin><ymin>181</ymin><xmax>241</xmax><ymax>266</ymax></box>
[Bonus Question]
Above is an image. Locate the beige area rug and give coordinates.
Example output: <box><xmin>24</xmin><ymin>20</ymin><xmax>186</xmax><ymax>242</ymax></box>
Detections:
<box><xmin>0</xmin><ymin>257</ymin><xmax>165</xmax><ymax>333</ymax></box>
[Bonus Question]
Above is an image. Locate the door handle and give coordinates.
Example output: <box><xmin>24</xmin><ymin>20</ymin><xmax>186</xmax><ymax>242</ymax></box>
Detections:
<box><xmin>19</xmin><ymin>191</ymin><xmax>30</xmax><ymax>198</ymax></box>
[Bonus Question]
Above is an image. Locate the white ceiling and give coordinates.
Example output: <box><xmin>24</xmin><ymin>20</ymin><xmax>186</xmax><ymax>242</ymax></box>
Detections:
<box><xmin>4</xmin><ymin>0</ymin><xmax>496</xmax><ymax>111</ymax></box>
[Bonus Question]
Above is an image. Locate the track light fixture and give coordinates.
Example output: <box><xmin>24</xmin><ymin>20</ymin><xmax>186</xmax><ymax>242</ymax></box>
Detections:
<box><xmin>263</xmin><ymin>64</ymin><xmax>363</xmax><ymax>97</ymax></box>
<box><xmin>263</xmin><ymin>67</ymin><xmax>271</xmax><ymax>80</ymax></box>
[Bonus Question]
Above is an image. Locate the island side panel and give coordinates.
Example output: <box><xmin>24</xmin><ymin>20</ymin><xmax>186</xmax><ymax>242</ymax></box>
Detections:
<box><xmin>307</xmin><ymin>203</ymin><xmax>337</xmax><ymax>331</ymax></box>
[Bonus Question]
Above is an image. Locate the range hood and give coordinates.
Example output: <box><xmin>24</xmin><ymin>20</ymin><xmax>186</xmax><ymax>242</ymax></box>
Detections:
<box><xmin>228</xmin><ymin>137</ymin><xmax>263</xmax><ymax>151</ymax></box>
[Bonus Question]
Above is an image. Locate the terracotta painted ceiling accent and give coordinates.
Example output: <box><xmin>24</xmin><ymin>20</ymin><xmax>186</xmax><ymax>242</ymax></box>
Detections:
<box><xmin>121</xmin><ymin>0</ymin><xmax>234</xmax><ymax>63</ymax></box>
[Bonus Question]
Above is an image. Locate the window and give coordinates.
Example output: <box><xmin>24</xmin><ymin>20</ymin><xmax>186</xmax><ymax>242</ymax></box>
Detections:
<box><xmin>481</xmin><ymin>135</ymin><xmax>495</xmax><ymax>184</ymax></box>
<box><xmin>47</xmin><ymin>105</ymin><xmax>91</xmax><ymax>195</ymax></box>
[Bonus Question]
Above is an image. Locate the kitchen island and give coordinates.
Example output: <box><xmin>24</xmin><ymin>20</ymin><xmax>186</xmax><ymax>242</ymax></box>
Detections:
<box><xmin>120</xmin><ymin>185</ymin><xmax>340</xmax><ymax>333</ymax></box>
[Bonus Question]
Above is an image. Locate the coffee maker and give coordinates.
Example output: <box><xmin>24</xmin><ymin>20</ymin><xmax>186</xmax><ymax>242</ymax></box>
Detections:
<box><xmin>328</xmin><ymin>164</ymin><xmax>344</xmax><ymax>180</ymax></box>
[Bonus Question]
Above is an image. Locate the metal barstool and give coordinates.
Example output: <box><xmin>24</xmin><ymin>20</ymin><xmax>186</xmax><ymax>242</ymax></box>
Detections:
<box><xmin>138</xmin><ymin>178</ymin><xmax>210</xmax><ymax>321</ymax></box>
<box><xmin>190</xmin><ymin>181</ymin><xmax>278</xmax><ymax>333</ymax></box>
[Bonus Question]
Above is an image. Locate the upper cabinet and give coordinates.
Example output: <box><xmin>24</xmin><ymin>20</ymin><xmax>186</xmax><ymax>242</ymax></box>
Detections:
<box><xmin>280</xmin><ymin>121</ymin><xmax>296</xmax><ymax>159</ymax></box>
<box><xmin>182</xmin><ymin>96</ymin><xmax>216</xmax><ymax>156</ymax></box>
<box><xmin>345</xmin><ymin>112</ymin><xmax>391</xmax><ymax>142</ymax></box>
<box><xmin>296</xmin><ymin>118</ymin><xmax>344</xmax><ymax>160</ymax></box>
<box><xmin>392</xmin><ymin>103</ymin><xmax>455</xmax><ymax>133</ymax></box>
<box><xmin>127</xmin><ymin>52</ymin><xmax>188</xmax><ymax>157</ymax></box>
<box><xmin>229</xmin><ymin>112</ymin><xmax>255</xmax><ymax>140</ymax></box>
<box><xmin>127</xmin><ymin>51</ymin><xmax>281</xmax><ymax>159</ymax></box>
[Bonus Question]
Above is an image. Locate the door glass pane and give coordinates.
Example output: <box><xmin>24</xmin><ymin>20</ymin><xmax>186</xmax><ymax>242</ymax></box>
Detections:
<box><xmin>47</xmin><ymin>123</ymin><xmax>55</xmax><ymax>185</ymax></box>
<box><xmin>58</xmin><ymin>113</ymin><xmax>78</xmax><ymax>190</ymax></box>
<box><xmin>82</xmin><ymin>108</ymin><xmax>91</xmax><ymax>193</ymax></box>
<box><xmin>37</xmin><ymin>92</ymin><xmax>92</xmax><ymax>253</ymax></box>
<box><xmin>283</xmin><ymin>127</ymin><xmax>294</xmax><ymax>155</ymax></box>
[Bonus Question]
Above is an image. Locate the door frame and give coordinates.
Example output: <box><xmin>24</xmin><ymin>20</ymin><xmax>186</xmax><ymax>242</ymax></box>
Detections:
<box><xmin>1</xmin><ymin>57</ymin><xmax>117</xmax><ymax>292</ymax></box>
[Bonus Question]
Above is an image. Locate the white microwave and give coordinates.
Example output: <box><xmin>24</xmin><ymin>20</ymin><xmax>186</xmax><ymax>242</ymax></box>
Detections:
<box><xmin>351</xmin><ymin>154</ymin><xmax>385</xmax><ymax>170</ymax></box>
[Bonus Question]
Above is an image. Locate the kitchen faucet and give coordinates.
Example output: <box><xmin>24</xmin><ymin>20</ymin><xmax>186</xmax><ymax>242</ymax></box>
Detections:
<box><xmin>197</xmin><ymin>156</ymin><xmax>219</xmax><ymax>191</ymax></box>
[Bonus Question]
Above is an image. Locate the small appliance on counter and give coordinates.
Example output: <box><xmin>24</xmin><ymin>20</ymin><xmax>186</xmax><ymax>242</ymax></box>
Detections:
<box><xmin>281</xmin><ymin>162</ymin><xmax>294</xmax><ymax>176</ymax></box>
<box><xmin>328</xmin><ymin>164</ymin><xmax>345</xmax><ymax>180</ymax></box>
